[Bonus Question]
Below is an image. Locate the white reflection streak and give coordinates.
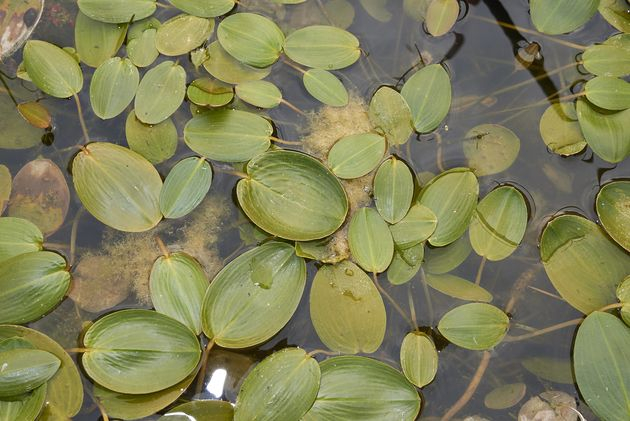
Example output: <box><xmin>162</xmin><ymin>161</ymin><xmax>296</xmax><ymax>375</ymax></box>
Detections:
<box><xmin>163</xmin><ymin>413</ymin><xmax>195</xmax><ymax>421</ymax></box>
<box><xmin>206</xmin><ymin>368</ymin><xmax>227</xmax><ymax>398</ymax></box>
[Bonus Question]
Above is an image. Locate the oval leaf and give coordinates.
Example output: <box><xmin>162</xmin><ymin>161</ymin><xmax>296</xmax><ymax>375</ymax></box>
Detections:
<box><xmin>389</xmin><ymin>204</ymin><xmax>437</xmax><ymax>248</ymax></box>
<box><xmin>401</xmin><ymin>64</ymin><xmax>451</xmax><ymax>133</ymax></box>
<box><xmin>74</xmin><ymin>12</ymin><xmax>127</xmax><ymax>68</ymax></box>
<box><xmin>426</xmin><ymin>0</ymin><xmax>459</xmax><ymax>37</ymax></box>
<box><xmin>327</xmin><ymin>133</ymin><xmax>386</xmax><ymax>179</ymax></box>
<box><xmin>235</xmin><ymin>80</ymin><xmax>282</xmax><ymax>109</ymax></box>
<box><xmin>284</xmin><ymin>25</ymin><xmax>360</xmax><ymax>70</ymax></box>
<box><xmin>310</xmin><ymin>261</ymin><xmax>386</xmax><ymax>354</ymax></box>
<box><xmin>530</xmin><ymin>0</ymin><xmax>598</xmax><ymax>34</ymax></box>
<box><xmin>82</xmin><ymin>309</ymin><xmax>201</xmax><ymax>394</ymax></box>
<box><xmin>78</xmin><ymin>0</ymin><xmax>156</xmax><ymax>23</ymax></box>
<box><xmin>237</xmin><ymin>150</ymin><xmax>348</xmax><ymax>241</ymax></box>
<box><xmin>234</xmin><ymin>348</ymin><xmax>320</xmax><ymax>421</ymax></box>
<box><xmin>168</xmin><ymin>0</ymin><xmax>234</xmax><ymax>17</ymax></box>
<box><xmin>156</xmin><ymin>14</ymin><xmax>214</xmax><ymax>56</ymax></box>
<box><xmin>425</xmin><ymin>273</ymin><xmax>493</xmax><ymax>302</ymax></box>
<box><xmin>368</xmin><ymin>87</ymin><xmax>413</xmax><ymax>146</ymax></box>
<box><xmin>72</xmin><ymin>142</ymin><xmax>163</xmax><ymax>232</ymax></box>
<box><xmin>203</xmin><ymin>41</ymin><xmax>271</xmax><ymax>84</ymax></box>
<box><xmin>0</xmin><ymin>349</ymin><xmax>59</xmax><ymax>397</ymax></box>
<box><xmin>160</xmin><ymin>157</ymin><xmax>212</xmax><ymax>219</ymax></box>
<box><xmin>400</xmin><ymin>332</ymin><xmax>438</xmax><ymax>388</ymax></box>
<box><xmin>374</xmin><ymin>157</ymin><xmax>414</xmax><ymax>224</ymax></box>
<box><xmin>201</xmin><ymin>242</ymin><xmax>306</xmax><ymax>348</ymax></box>
<box><xmin>584</xmin><ymin>76</ymin><xmax>630</xmax><ymax>111</ymax></box>
<box><xmin>23</xmin><ymin>40</ymin><xmax>83</xmax><ymax>98</ymax></box>
<box><xmin>463</xmin><ymin>124</ymin><xmax>520</xmax><ymax>177</ymax></box>
<box><xmin>135</xmin><ymin>61</ymin><xmax>186</xmax><ymax>124</ymax></box>
<box><xmin>0</xmin><ymin>217</ymin><xmax>43</xmax><ymax>264</ymax></box>
<box><xmin>437</xmin><ymin>303</ymin><xmax>509</xmax><ymax>350</ymax></box>
<box><xmin>303</xmin><ymin>69</ymin><xmax>349</xmax><ymax>107</ymax></box>
<box><xmin>90</xmin><ymin>57</ymin><xmax>139</xmax><ymax>119</ymax></box>
<box><xmin>125</xmin><ymin>110</ymin><xmax>177</xmax><ymax>165</ymax></box>
<box><xmin>539</xmin><ymin>102</ymin><xmax>586</xmax><ymax>156</ymax></box>
<box><xmin>348</xmin><ymin>207</ymin><xmax>394</xmax><ymax>273</ymax></box>
<box><xmin>596</xmin><ymin>180</ymin><xmax>630</xmax><ymax>252</ymax></box>
<box><xmin>150</xmin><ymin>252</ymin><xmax>209</xmax><ymax>335</ymax></box>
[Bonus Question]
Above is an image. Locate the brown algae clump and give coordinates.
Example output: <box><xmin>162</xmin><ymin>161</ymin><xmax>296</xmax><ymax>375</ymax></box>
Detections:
<box><xmin>71</xmin><ymin>198</ymin><xmax>229</xmax><ymax>308</ymax></box>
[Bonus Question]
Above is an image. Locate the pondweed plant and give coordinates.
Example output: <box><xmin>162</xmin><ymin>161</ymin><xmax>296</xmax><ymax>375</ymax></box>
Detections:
<box><xmin>0</xmin><ymin>0</ymin><xmax>628</xmax><ymax>420</ymax></box>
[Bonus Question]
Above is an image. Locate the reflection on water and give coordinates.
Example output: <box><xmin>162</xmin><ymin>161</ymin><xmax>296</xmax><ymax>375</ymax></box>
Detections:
<box><xmin>0</xmin><ymin>0</ymin><xmax>622</xmax><ymax>419</ymax></box>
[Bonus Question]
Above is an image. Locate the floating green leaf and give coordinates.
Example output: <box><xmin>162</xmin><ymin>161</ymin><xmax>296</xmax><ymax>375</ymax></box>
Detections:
<box><xmin>368</xmin><ymin>87</ymin><xmax>413</xmax><ymax>145</ymax></box>
<box><xmin>303</xmin><ymin>69</ymin><xmax>349</xmax><ymax>107</ymax></box>
<box><xmin>0</xmin><ymin>217</ymin><xmax>43</xmax><ymax>263</ymax></box>
<box><xmin>374</xmin><ymin>157</ymin><xmax>414</xmax><ymax>224</ymax></box>
<box><xmin>303</xmin><ymin>356</ymin><xmax>421</xmax><ymax>421</ymax></box>
<box><xmin>387</xmin><ymin>243</ymin><xmax>424</xmax><ymax>285</ymax></box>
<box><xmin>74</xmin><ymin>12</ymin><xmax>126</xmax><ymax>68</ymax></box>
<box><xmin>94</xmin><ymin>373</ymin><xmax>195</xmax><ymax>420</ymax></box>
<box><xmin>539</xmin><ymin>102</ymin><xmax>587</xmax><ymax>156</ymax></box>
<box><xmin>90</xmin><ymin>57</ymin><xmax>139</xmax><ymax>119</ymax></box>
<box><xmin>237</xmin><ymin>150</ymin><xmax>348</xmax><ymax>241</ymax></box>
<box><xmin>424</xmin><ymin>235</ymin><xmax>472</xmax><ymax>274</ymax></box>
<box><xmin>217</xmin><ymin>13</ymin><xmax>284</xmax><ymax>68</ymax></box>
<box><xmin>584</xmin><ymin>76</ymin><xmax>630</xmax><ymax>111</ymax></box>
<box><xmin>203</xmin><ymin>41</ymin><xmax>272</xmax><ymax>84</ymax></box>
<box><xmin>160</xmin><ymin>157</ymin><xmax>212</xmax><ymax>219</ymax></box>
<box><xmin>438</xmin><ymin>303</ymin><xmax>509</xmax><ymax>350</ymax></box>
<box><xmin>235</xmin><ymin>80</ymin><xmax>282</xmax><ymax>108</ymax></box>
<box><xmin>599</xmin><ymin>0</ymin><xmax>630</xmax><ymax>33</ymax></box>
<box><xmin>484</xmin><ymin>383</ymin><xmax>526</xmax><ymax>410</ymax></box>
<box><xmin>160</xmin><ymin>400</ymin><xmax>234</xmax><ymax>420</ymax></box>
<box><xmin>23</xmin><ymin>40</ymin><xmax>83</xmax><ymax>99</ymax></box>
<box><xmin>82</xmin><ymin>309</ymin><xmax>200</xmax><ymax>394</ymax></box>
<box><xmin>327</xmin><ymin>133</ymin><xmax>386</xmax><ymax>179</ymax></box>
<box><xmin>426</xmin><ymin>273</ymin><xmax>493</xmax><ymax>302</ymax></box>
<box><xmin>168</xmin><ymin>0</ymin><xmax>234</xmax><ymax>17</ymax></box>
<box><xmin>463</xmin><ymin>124</ymin><xmax>520</xmax><ymax>176</ymax></box>
<box><xmin>426</xmin><ymin>0</ymin><xmax>459</xmax><ymax>37</ymax></box>
<box><xmin>540</xmin><ymin>214</ymin><xmax>630</xmax><ymax>313</ymax></box>
<box><xmin>78</xmin><ymin>0</ymin><xmax>156</xmax><ymax>23</ymax></box>
<box><xmin>150</xmin><ymin>252</ymin><xmax>208</xmax><ymax>334</ymax></box>
<box><xmin>419</xmin><ymin>168</ymin><xmax>479</xmax><ymax>247</ymax></box>
<box><xmin>284</xmin><ymin>25</ymin><xmax>360</xmax><ymax>70</ymax></box>
<box><xmin>135</xmin><ymin>61</ymin><xmax>186</xmax><ymax>124</ymax></box>
<box><xmin>234</xmin><ymin>348</ymin><xmax>319</xmax><ymax>421</ymax></box>
<box><xmin>389</xmin><ymin>204</ymin><xmax>437</xmax><ymax>248</ymax></box>
<box><xmin>400</xmin><ymin>332</ymin><xmax>438</xmax><ymax>388</ymax></box>
<box><xmin>201</xmin><ymin>242</ymin><xmax>306</xmax><ymax>348</ymax></box>
<box><xmin>187</xmin><ymin>78</ymin><xmax>234</xmax><ymax>107</ymax></box>
<box><xmin>127</xmin><ymin>18</ymin><xmax>160</xmax><ymax>68</ymax></box>
<box><xmin>348</xmin><ymin>207</ymin><xmax>394</xmax><ymax>273</ymax></box>
<box><xmin>596</xmin><ymin>181</ymin><xmax>630</xmax><ymax>252</ymax></box>
<box><xmin>575</xmin><ymin>311</ymin><xmax>630</xmax><ymax>421</ymax></box>
<box><xmin>125</xmin><ymin>111</ymin><xmax>176</xmax><ymax>165</ymax></box>
<box><xmin>401</xmin><ymin>64</ymin><xmax>451</xmax><ymax>133</ymax></box>
<box><xmin>576</xmin><ymin>98</ymin><xmax>630</xmax><ymax>163</ymax></box>
<box><xmin>310</xmin><ymin>261</ymin><xmax>386</xmax><ymax>354</ymax></box>
<box><xmin>616</xmin><ymin>276</ymin><xmax>630</xmax><ymax>326</ymax></box>
<box><xmin>530</xmin><ymin>0</ymin><xmax>599</xmax><ymax>34</ymax></box>
<box><xmin>0</xmin><ymin>326</ymin><xmax>83</xmax><ymax>418</ymax></box>
<box><xmin>0</xmin><ymin>383</ymin><xmax>46</xmax><ymax>421</ymax></box>
<box><xmin>156</xmin><ymin>14</ymin><xmax>214</xmax><ymax>56</ymax></box>
<box><xmin>469</xmin><ymin>186</ymin><xmax>527</xmax><ymax>261</ymax></box>
<box><xmin>0</xmin><ymin>252</ymin><xmax>70</xmax><ymax>324</ymax></box>
<box><xmin>72</xmin><ymin>142</ymin><xmax>163</xmax><ymax>232</ymax></box>
<box><xmin>0</xmin><ymin>349</ymin><xmax>59</xmax><ymax>398</ymax></box>
<box><xmin>582</xmin><ymin>44</ymin><xmax>630</xmax><ymax>77</ymax></box>
<box><xmin>184</xmin><ymin>109</ymin><xmax>272</xmax><ymax>162</ymax></box>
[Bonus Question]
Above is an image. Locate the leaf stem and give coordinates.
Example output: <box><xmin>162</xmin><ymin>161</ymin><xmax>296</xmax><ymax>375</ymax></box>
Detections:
<box><xmin>474</xmin><ymin>256</ymin><xmax>487</xmax><ymax>285</ymax></box>
<box><xmin>195</xmin><ymin>339</ymin><xmax>216</xmax><ymax>395</ymax></box>
<box><xmin>372</xmin><ymin>272</ymin><xmax>415</xmax><ymax>329</ymax></box>
<box><xmin>281</xmin><ymin>99</ymin><xmax>306</xmax><ymax>116</ymax></box>
<box><xmin>73</xmin><ymin>94</ymin><xmax>91</xmax><ymax>144</ymax></box>
<box><xmin>440</xmin><ymin>351</ymin><xmax>492</xmax><ymax>421</ymax></box>
<box><xmin>69</xmin><ymin>208</ymin><xmax>85</xmax><ymax>266</ymax></box>
<box><xmin>155</xmin><ymin>236</ymin><xmax>170</xmax><ymax>259</ymax></box>
<box><xmin>270</xmin><ymin>136</ymin><xmax>302</xmax><ymax>146</ymax></box>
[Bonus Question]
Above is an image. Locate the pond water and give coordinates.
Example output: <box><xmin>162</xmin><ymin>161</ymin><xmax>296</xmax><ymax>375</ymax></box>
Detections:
<box><xmin>0</xmin><ymin>0</ymin><xmax>626</xmax><ymax>420</ymax></box>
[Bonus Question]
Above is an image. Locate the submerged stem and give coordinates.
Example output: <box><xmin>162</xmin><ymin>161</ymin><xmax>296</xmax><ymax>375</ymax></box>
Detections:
<box><xmin>474</xmin><ymin>256</ymin><xmax>487</xmax><ymax>286</ymax></box>
<box><xmin>441</xmin><ymin>351</ymin><xmax>492</xmax><ymax>421</ymax></box>
<box><xmin>73</xmin><ymin>94</ymin><xmax>91</xmax><ymax>144</ymax></box>
<box><xmin>270</xmin><ymin>136</ymin><xmax>302</xmax><ymax>146</ymax></box>
<box><xmin>372</xmin><ymin>272</ymin><xmax>415</xmax><ymax>329</ymax></box>
<box><xmin>195</xmin><ymin>339</ymin><xmax>216</xmax><ymax>395</ymax></box>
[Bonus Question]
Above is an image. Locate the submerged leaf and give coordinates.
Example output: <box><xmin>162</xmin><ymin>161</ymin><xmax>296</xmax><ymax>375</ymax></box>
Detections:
<box><xmin>426</xmin><ymin>273</ymin><xmax>493</xmax><ymax>302</ymax></box>
<box><xmin>310</xmin><ymin>261</ymin><xmax>386</xmax><ymax>353</ymax></box>
<box><xmin>203</xmin><ymin>41</ymin><xmax>272</xmax><ymax>84</ymax></box>
<box><xmin>463</xmin><ymin>124</ymin><xmax>520</xmax><ymax>176</ymax></box>
<box><xmin>484</xmin><ymin>383</ymin><xmax>526</xmax><ymax>410</ymax></box>
<box><xmin>201</xmin><ymin>242</ymin><xmax>306</xmax><ymax>348</ymax></box>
